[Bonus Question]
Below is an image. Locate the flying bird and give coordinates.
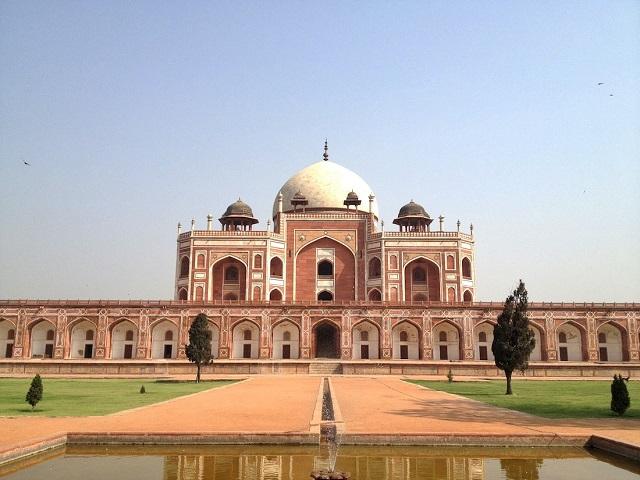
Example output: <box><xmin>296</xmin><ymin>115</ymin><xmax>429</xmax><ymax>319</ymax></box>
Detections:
<box><xmin>23</xmin><ymin>160</ymin><xmax>30</xmax><ymax>166</ymax></box>
<box><xmin>609</xmin><ymin>94</ymin><xmax>614</xmax><ymax>97</ymax></box>
<box><xmin>597</xmin><ymin>82</ymin><xmax>604</xmax><ymax>85</ymax></box>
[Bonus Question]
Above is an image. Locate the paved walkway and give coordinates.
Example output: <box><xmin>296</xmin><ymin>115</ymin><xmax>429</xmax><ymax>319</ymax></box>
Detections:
<box><xmin>332</xmin><ymin>377</ymin><xmax>640</xmax><ymax>444</ymax></box>
<box><xmin>1</xmin><ymin>376</ymin><xmax>639</xmax><ymax>464</ymax></box>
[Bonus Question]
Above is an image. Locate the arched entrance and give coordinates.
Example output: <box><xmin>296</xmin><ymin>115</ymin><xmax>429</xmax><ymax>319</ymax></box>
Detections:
<box><xmin>314</xmin><ymin>322</ymin><xmax>340</xmax><ymax>359</ymax></box>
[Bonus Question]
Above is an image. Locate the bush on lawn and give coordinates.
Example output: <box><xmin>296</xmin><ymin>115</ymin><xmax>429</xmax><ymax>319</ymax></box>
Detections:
<box><xmin>26</xmin><ymin>374</ymin><xmax>43</xmax><ymax>410</ymax></box>
<box><xmin>611</xmin><ymin>374</ymin><xmax>630</xmax><ymax>416</ymax></box>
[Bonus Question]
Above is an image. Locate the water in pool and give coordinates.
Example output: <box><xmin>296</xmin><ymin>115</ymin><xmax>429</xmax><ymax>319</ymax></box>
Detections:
<box><xmin>1</xmin><ymin>445</ymin><xmax>638</xmax><ymax>480</ymax></box>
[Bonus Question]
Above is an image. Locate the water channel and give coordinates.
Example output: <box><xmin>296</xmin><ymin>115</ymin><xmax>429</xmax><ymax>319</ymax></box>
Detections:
<box><xmin>1</xmin><ymin>444</ymin><xmax>638</xmax><ymax>480</ymax></box>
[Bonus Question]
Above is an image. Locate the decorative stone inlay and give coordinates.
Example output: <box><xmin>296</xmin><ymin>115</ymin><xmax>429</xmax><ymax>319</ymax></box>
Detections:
<box><xmin>294</xmin><ymin>229</ymin><xmax>357</xmax><ymax>254</ymax></box>
<box><xmin>402</xmin><ymin>252</ymin><xmax>441</xmax><ymax>267</ymax></box>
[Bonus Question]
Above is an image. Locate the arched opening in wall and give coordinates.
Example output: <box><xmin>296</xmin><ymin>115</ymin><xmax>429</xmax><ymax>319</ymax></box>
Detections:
<box><xmin>296</xmin><ymin>237</ymin><xmax>355</xmax><ymax>302</ymax></box>
<box><xmin>392</xmin><ymin>321</ymin><xmax>420</xmax><ymax>360</ymax></box>
<box><xmin>232</xmin><ymin>320</ymin><xmax>259</xmax><ymax>359</ymax></box>
<box><xmin>30</xmin><ymin>320</ymin><xmax>56</xmax><ymax>358</ymax></box>
<box><xmin>151</xmin><ymin>320</ymin><xmax>178</xmax><ymax>359</ymax></box>
<box><xmin>212</xmin><ymin>257</ymin><xmax>247</xmax><ymax>301</ymax></box>
<box><xmin>110</xmin><ymin>320</ymin><xmax>138</xmax><ymax>359</ymax></box>
<box><xmin>313</xmin><ymin>321</ymin><xmax>340</xmax><ymax>359</ymax></box>
<box><xmin>462</xmin><ymin>258</ymin><xmax>472</xmax><ymax>279</ymax></box>
<box><xmin>368</xmin><ymin>289</ymin><xmax>382</xmax><ymax>301</ymax></box>
<box><xmin>253</xmin><ymin>286</ymin><xmax>261</xmax><ymax>301</ymax></box>
<box><xmin>389</xmin><ymin>255</ymin><xmax>398</xmax><ymax>270</ymax></box>
<box><xmin>556</xmin><ymin>322</ymin><xmax>586</xmax><ymax>361</ymax></box>
<box><xmin>475</xmin><ymin>322</ymin><xmax>494</xmax><ymax>361</ymax></box>
<box><xmin>368</xmin><ymin>257</ymin><xmax>381</xmax><ymax>278</ymax></box>
<box><xmin>180</xmin><ymin>257</ymin><xmax>190</xmax><ymax>278</ymax></box>
<box><xmin>432</xmin><ymin>321</ymin><xmax>461</xmax><ymax>360</ymax></box>
<box><xmin>195</xmin><ymin>286</ymin><xmax>204</xmax><ymax>302</ymax></box>
<box><xmin>317</xmin><ymin>290</ymin><xmax>333</xmax><ymax>301</ymax></box>
<box><xmin>446</xmin><ymin>255</ymin><xmax>455</xmax><ymax>270</ymax></box>
<box><xmin>253</xmin><ymin>254</ymin><xmax>262</xmax><ymax>269</ymax></box>
<box><xmin>269</xmin><ymin>289</ymin><xmax>282</xmax><ymax>301</ymax></box>
<box><xmin>529</xmin><ymin>324</ymin><xmax>545</xmax><ymax>361</ymax></box>
<box><xmin>196</xmin><ymin>254</ymin><xmax>205</xmax><ymax>269</ymax></box>
<box><xmin>0</xmin><ymin>320</ymin><xmax>16</xmax><ymax>358</ymax></box>
<box><xmin>207</xmin><ymin>321</ymin><xmax>220</xmax><ymax>359</ymax></box>
<box><xmin>178</xmin><ymin>288</ymin><xmax>188</xmax><ymax>301</ymax></box>
<box><xmin>317</xmin><ymin>260</ymin><xmax>333</xmax><ymax>277</ymax></box>
<box><xmin>270</xmin><ymin>257</ymin><xmax>283</xmax><ymax>277</ymax></box>
<box><xmin>352</xmin><ymin>321</ymin><xmax>380</xmax><ymax>359</ymax></box>
<box><xmin>225</xmin><ymin>266</ymin><xmax>239</xmax><ymax>283</ymax></box>
<box><xmin>447</xmin><ymin>287</ymin><xmax>456</xmax><ymax>303</ymax></box>
<box><xmin>404</xmin><ymin>258</ymin><xmax>440</xmax><ymax>302</ymax></box>
<box><xmin>272</xmin><ymin>321</ymin><xmax>300</xmax><ymax>359</ymax></box>
<box><xmin>597</xmin><ymin>322</ymin><xmax>626</xmax><ymax>362</ymax></box>
<box><xmin>463</xmin><ymin>290</ymin><xmax>473</xmax><ymax>302</ymax></box>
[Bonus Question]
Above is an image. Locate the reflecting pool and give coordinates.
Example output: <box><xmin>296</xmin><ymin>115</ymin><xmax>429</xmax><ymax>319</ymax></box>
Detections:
<box><xmin>1</xmin><ymin>445</ymin><xmax>638</xmax><ymax>480</ymax></box>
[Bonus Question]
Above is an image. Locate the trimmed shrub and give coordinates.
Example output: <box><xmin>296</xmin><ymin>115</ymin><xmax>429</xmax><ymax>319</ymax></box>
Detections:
<box><xmin>140</xmin><ymin>385</ymin><xmax>146</xmax><ymax>394</ymax></box>
<box><xmin>611</xmin><ymin>374</ymin><xmax>630</xmax><ymax>416</ymax></box>
<box><xmin>26</xmin><ymin>374</ymin><xmax>43</xmax><ymax>410</ymax></box>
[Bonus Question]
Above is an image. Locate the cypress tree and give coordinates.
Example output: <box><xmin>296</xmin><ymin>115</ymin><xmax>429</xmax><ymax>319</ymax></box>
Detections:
<box><xmin>25</xmin><ymin>374</ymin><xmax>43</xmax><ymax>410</ymax></box>
<box><xmin>492</xmin><ymin>280</ymin><xmax>535</xmax><ymax>395</ymax></box>
<box><xmin>186</xmin><ymin>313</ymin><xmax>213</xmax><ymax>383</ymax></box>
<box><xmin>610</xmin><ymin>374</ymin><xmax>630</xmax><ymax>416</ymax></box>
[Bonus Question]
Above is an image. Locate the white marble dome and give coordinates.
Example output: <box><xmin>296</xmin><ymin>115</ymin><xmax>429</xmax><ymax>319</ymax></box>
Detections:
<box><xmin>273</xmin><ymin>160</ymin><xmax>379</xmax><ymax>219</ymax></box>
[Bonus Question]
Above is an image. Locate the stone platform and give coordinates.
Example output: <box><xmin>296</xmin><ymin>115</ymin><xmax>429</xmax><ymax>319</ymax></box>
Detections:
<box><xmin>2</xmin><ymin>359</ymin><xmax>640</xmax><ymax>377</ymax></box>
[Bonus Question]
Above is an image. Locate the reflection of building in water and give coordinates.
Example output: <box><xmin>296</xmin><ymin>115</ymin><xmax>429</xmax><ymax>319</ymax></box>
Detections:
<box><xmin>163</xmin><ymin>454</ymin><xmax>485</xmax><ymax>480</ymax></box>
<box><xmin>163</xmin><ymin>454</ymin><xmax>314</xmax><ymax>480</ymax></box>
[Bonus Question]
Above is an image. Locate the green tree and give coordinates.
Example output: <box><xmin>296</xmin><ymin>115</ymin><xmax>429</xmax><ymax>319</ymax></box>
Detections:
<box><xmin>492</xmin><ymin>280</ymin><xmax>535</xmax><ymax>395</ymax></box>
<box><xmin>186</xmin><ymin>313</ymin><xmax>213</xmax><ymax>383</ymax></box>
<box><xmin>25</xmin><ymin>374</ymin><xmax>43</xmax><ymax>410</ymax></box>
<box><xmin>610</xmin><ymin>374</ymin><xmax>630</xmax><ymax>416</ymax></box>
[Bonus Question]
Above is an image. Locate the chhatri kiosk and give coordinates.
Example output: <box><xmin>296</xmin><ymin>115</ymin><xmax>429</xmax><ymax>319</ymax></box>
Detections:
<box><xmin>0</xmin><ymin>144</ymin><xmax>638</xmax><ymax>374</ymax></box>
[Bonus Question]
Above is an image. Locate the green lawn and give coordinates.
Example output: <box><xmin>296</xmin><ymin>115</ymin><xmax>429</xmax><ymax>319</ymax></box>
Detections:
<box><xmin>408</xmin><ymin>379</ymin><xmax>640</xmax><ymax>419</ymax></box>
<box><xmin>0</xmin><ymin>378</ymin><xmax>237</xmax><ymax>417</ymax></box>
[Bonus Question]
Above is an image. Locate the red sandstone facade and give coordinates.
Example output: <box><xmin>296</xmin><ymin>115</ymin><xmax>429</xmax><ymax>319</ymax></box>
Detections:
<box><xmin>0</xmin><ymin>147</ymin><xmax>638</xmax><ymax>366</ymax></box>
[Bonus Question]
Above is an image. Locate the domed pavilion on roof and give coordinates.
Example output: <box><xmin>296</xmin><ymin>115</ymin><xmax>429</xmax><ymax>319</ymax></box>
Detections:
<box><xmin>1</xmin><ymin>142</ymin><xmax>637</xmax><ymax>372</ymax></box>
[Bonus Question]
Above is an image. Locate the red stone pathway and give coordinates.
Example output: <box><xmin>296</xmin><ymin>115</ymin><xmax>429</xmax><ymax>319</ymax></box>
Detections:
<box><xmin>1</xmin><ymin>376</ymin><xmax>639</xmax><ymax>464</ymax></box>
<box><xmin>332</xmin><ymin>376</ymin><xmax>640</xmax><ymax>446</ymax></box>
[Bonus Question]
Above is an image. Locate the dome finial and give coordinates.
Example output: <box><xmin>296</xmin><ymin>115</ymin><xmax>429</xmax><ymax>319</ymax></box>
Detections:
<box><xmin>323</xmin><ymin>139</ymin><xmax>329</xmax><ymax>161</ymax></box>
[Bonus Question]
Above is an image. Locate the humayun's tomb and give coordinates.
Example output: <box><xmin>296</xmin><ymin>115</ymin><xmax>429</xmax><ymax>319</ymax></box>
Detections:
<box><xmin>1</xmin><ymin>143</ymin><xmax>639</xmax><ymax>375</ymax></box>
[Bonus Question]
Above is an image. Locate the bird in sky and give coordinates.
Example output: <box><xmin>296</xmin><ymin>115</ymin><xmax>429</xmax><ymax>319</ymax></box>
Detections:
<box><xmin>597</xmin><ymin>82</ymin><xmax>604</xmax><ymax>85</ymax></box>
<box><xmin>22</xmin><ymin>159</ymin><xmax>30</xmax><ymax>166</ymax></box>
<box><xmin>609</xmin><ymin>94</ymin><xmax>614</xmax><ymax>97</ymax></box>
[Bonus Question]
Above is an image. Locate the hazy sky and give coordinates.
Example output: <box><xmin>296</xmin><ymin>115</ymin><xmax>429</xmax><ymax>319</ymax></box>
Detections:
<box><xmin>1</xmin><ymin>1</ymin><xmax>639</xmax><ymax>302</ymax></box>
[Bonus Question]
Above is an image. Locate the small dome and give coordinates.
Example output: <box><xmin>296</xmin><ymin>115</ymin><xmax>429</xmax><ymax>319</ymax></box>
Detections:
<box><xmin>395</xmin><ymin>200</ymin><xmax>430</xmax><ymax>220</ymax></box>
<box><xmin>346</xmin><ymin>191</ymin><xmax>359</xmax><ymax>200</ymax></box>
<box><xmin>221</xmin><ymin>198</ymin><xmax>256</xmax><ymax>219</ymax></box>
<box><xmin>292</xmin><ymin>191</ymin><xmax>307</xmax><ymax>201</ymax></box>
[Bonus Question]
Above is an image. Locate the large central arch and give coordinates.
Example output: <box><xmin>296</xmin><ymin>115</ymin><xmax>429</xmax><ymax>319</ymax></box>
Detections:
<box><xmin>313</xmin><ymin>321</ymin><xmax>341</xmax><ymax>359</ymax></box>
<box><xmin>404</xmin><ymin>257</ymin><xmax>441</xmax><ymax>302</ymax></box>
<box><xmin>295</xmin><ymin>237</ymin><xmax>355</xmax><ymax>302</ymax></box>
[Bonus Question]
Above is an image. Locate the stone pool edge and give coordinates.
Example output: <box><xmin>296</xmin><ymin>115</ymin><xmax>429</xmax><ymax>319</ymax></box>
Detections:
<box><xmin>2</xmin><ymin>431</ymin><xmax>638</xmax><ymax>467</ymax></box>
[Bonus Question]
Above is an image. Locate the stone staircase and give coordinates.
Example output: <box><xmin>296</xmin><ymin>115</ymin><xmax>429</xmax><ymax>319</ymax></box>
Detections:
<box><xmin>308</xmin><ymin>362</ymin><xmax>343</xmax><ymax>375</ymax></box>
